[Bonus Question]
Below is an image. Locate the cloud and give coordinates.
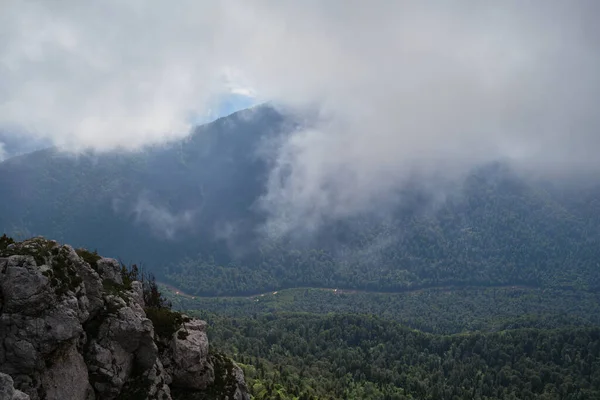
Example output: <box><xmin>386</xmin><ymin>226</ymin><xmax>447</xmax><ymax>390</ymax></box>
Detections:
<box><xmin>133</xmin><ymin>196</ymin><xmax>195</xmax><ymax>240</ymax></box>
<box><xmin>2</xmin><ymin>1</ymin><xmax>600</xmax><ymax>229</ymax></box>
<box><xmin>0</xmin><ymin>142</ymin><xmax>6</xmax><ymax>162</ymax></box>
<box><xmin>0</xmin><ymin>1</ymin><xmax>245</xmax><ymax>150</ymax></box>
<box><xmin>243</xmin><ymin>1</ymin><xmax>600</xmax><ymax>232</ymax></box>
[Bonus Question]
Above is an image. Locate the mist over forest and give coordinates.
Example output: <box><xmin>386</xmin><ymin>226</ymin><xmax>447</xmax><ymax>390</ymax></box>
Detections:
<box><xmin>2</xmin><ymin>1</ymin><xmax>600</xmax><ymax>399</ymax></box>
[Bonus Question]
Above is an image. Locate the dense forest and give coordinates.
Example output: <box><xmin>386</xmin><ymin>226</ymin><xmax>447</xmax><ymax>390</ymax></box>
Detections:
<box><xmin>3</xmin><ymin>105</ymin><xmax>600</xmax><ymax>399</ymax></box>
<box><xmin>3</xmin><ymin>1</ymin><xmax>600</xmax><ymax>397</ymax></box>
<box><xmin>177</xmin><ymin>284</ymin><xmax>600</xmax><ymax>399</ymax></box>
<box><xmin>196</xmin><ymin>313</ymin><xmax>600</xmax><ymax>400</ymax></box>
<box><xmin>164</xmin><ymin>163</ymin><xmax>600</xmax><ymax>296</ymax></box>
<box><xmin>2</xmin><ymin>106</ymin><xmax>600</xmax><ymax>297</ymax></box>
<box><xmin>165</xmin><ymin>286</ymin><xmax>600</xmax><ymax>335</ymax></box>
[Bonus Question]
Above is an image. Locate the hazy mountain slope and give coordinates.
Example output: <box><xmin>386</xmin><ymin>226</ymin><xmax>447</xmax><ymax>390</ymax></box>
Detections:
<box><xmin>0</xmin><ymin>105</ymin><xmax>290</xmax><ymax>265</ymax></box>
<box><xmin>0</xmin><ymin>131</ymin><xmax>50</xmax><ymax>160</ymax></box>
<box><xmin>163</xmin><ymin>163</ymin><xmax>600</xmax><ymax>295</ymax></box>
<box><xmin>1</xmin><ymin>105</ymin><xmax>599</xmax><ymax>295</ymax></box>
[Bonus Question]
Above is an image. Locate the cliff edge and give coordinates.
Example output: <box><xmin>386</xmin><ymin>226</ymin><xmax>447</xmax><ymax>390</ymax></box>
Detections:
<box><xmin>0</xmin><ymin>236</ymin><xmax>249</xmax><ymax>400</ymax></box>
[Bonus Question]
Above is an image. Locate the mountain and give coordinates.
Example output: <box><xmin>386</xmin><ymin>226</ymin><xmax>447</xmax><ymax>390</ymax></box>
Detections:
<box><xmin>0</xmin><ymin>236</ymin><xmax>249</xmax><ymax>400</ymax></box>
<box><xmin>0</xmin><ymin>105</ymin><xmax>291</xmax><ymax>266</ymax></box>
<box><xmin>3</xmin><ymin>106</ymin><xmax>600</xmax><ymax>400</ymax></box>
<box><xmin>0</xmin><ymin>132</ymin><xmax>50</xmax><ymax>161</ymax></box>
<box><xmin>1</xmin><ymin>105</ymin><xmax>600</xmax><ymax>296</ymax></box>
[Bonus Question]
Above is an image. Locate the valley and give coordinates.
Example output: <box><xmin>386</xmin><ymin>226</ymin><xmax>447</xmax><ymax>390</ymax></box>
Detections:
<box><xmin>3</xmin><ymin>2</ymin><xmax>600</xmax><ymax>398</ymax></box>
<box><xmin>159</xmin><ymin>281</ymin><xmax>538</xmax><ymax>300</ymax></box>
<box><xmin>167</xmin><ymin>284</ymin><xmax>600</xmax><ymax>334</ymax></box>
<box><xmin>2</xmin><ymin>106</ymin><xmax>600</xmax><ymax>399</ymax></box>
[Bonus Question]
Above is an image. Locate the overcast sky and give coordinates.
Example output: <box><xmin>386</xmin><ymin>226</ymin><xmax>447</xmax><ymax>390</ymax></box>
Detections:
<box><xmin>2</xmin><ymin>1</ymin><xmax>600</xmax><ymax>230</ymax></box>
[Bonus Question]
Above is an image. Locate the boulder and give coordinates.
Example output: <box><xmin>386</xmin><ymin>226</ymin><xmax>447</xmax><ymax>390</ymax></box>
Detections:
<box><xmin>167</xmin><ymin>319</ymin><xmax>213</xmax><ymax>390</ymax></box>
<box><xmin>95</xmin><ymin>258</ymin><xmax>123</xmax><ymax>285</ymax></box>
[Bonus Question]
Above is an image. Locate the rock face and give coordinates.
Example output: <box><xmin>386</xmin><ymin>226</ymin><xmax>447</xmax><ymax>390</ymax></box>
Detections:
<box><xmin>0</xmin><ymin>237</ymin><xmax>250</xmax><ymax>400</ymax></box>
<box><xmin>168</xmin><ymin>320</ymin><xmax>213</xmax><ymax>390</ymax></box>
<box><xmin>0</xmin><ymin>372</ymin><xmax>30</xmax><ymax>399</ymax></box>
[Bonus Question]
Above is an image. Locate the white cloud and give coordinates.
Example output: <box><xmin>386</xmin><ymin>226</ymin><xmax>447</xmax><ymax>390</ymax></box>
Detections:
<box><xmin>0</xmin><ymin>142</ymin><xmax>6</xmax><ymax>162</ymax></box>
<box><xmin>0</xmin><ymin>1</ymin><xmax>241</xmax><ymax>150</ymax></box>
<box><xmin>2</xmin><ymin>1</ymin><xmax>600</xmax><ymax>228</ymax></box>
<box><xmin>133</xmin><ymin>196</ymin><xmax>196</xmax><ymax>240</ymax></box>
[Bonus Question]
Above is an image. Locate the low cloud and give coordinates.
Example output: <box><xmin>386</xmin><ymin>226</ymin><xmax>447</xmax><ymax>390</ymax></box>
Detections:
<box><xmin>0</xmin><ymin>142</ymin><xmax>6</xmax><ymax>162</ymax></box>
<box><xmin>2</xmin><ymin>1</ymin><xmax>600</xmax><ymax>231</ymax></box>
<box><xmin>133</xmin><ymin>196</ymin><xmax>195</xmax><ymax>240</ymax></box>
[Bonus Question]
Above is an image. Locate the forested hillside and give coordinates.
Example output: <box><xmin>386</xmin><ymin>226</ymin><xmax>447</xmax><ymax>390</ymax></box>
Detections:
<box><xmin>3</xmin><ymin>104</ymin><xmax>600</xmax><ymax>400</ymax></box>
<box><xmin>165</xmin><ymin>163</ymin><xmax>600</xmax><ymax>295</ymax></box>
<box><xmin>1</xmin><ymin>105</ymin><xmax>600</xmax><ymax>296</ymax></box>
<box><xmin>167</xmin><ymin>286</ymin><xmax>600</xmax><ymax>335</ymax></box>
<box><xmin>201</xmin><ymin>313</ymin><xmax>600</xmax><ymax>400</ymax></box>
<box><xmin>0</xmin><ymin>105</ymin><xmax>290</xmax><ymax>266</ymax></box>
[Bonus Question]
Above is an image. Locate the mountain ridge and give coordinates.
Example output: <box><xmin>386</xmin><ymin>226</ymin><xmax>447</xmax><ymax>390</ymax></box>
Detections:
<box><xmin>1</xmin><ymin>105</ymin><xmax>600</xmax><ymax>297</ymax></box>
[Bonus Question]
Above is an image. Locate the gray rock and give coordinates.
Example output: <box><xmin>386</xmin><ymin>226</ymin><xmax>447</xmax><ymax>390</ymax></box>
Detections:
<box><xmin>0</xmin><ymin>256</ymin><xmax>53</xmax><ymax>315</ymax></box>
<box><xmin>0</xmin><ymin>238</ymin><xmax>250</xmax><ymax>400</ymax></box>
<box><xmin>168</xmin><ymin>319</ymin><xmax>213</xmax><ymax>390</ymax></box>
<box><xmin>75</xmin><ymin>260</ymin><xmax>103</xmax><ymax>317</ymax></box>
<box><xmin>8</xmin><ymin>375</ymin><xmax>37</xmax><ymax>400</ymax></box>
<box><xmin>95</xmin><ymin>258</ymin><xmax>123</xmax><ymax>285</ymax></box>
<box><xmin>141</xmin><ymin>360</ymin><xmax>171</xmax><ymax>400</ymax></box>
<box><xmin>12</xmin><ymin>391</ymin><xmax>31</xmax><ymax>400</ymax></box>
<box><xmin>230</xmin><ymin>363</ymin><xmax>251</xmax><ymax>400</ymax></box>
<box><xmin>42</xmin><ymin>301</ymin><xmax>84</xmax><ymax>343</ymax></box>
<box><xmin>129</xmin><ymin>281</ymin><xmax>145</xmax><ymax>308</ymax></box>
<box><xmin>0</xmin><ymin>372</ymin><xmax>31</xmax><ymax>400</ymax></box>
<box><xmin>85</xmin><ymin>295</ymin><xmax>158</xmax><ymax>399</ymax></box>
<box><xmin>41</xmin><ymin>342</ymin><xmax>90</xmax><ymax>400</ymax></box>
<box><xmin>86</xmin><ymin>340</ymin><xmax>133</xmax><ymax>400</ymax></box>
<box><xmin>0</xmin><ymin>372</ymin><xmax>16</xmax><ymax>400</ymax></box>
<box><xmin>7</xmin><ymin>339</ymin><xmax>38</xmax><ymax>371</ymax></box>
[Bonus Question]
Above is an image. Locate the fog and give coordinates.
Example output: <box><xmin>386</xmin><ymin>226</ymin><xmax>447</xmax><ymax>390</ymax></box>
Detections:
<box><xmin>2</xmin><ymin>1</ymin><xmax>600</xmax><ymax>231</ymax></box>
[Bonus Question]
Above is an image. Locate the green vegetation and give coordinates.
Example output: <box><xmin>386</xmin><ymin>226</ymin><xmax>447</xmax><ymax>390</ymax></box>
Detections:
<box><xmin>145</xmin><ymin>307</ymin><xmax>184</xmax><ymax>340</ymax></box>
<box><xmin>174</xmin><ymin>286</ymin><xmax>600</xmax><ymax>335</ymax></box>
<box><xmin>160</xmin><ymin>166</ymin><xmax>600</xmax><ymax>297</ymax></box>
<box><xmin>3</xmin><ymin>107</ymin><xmax>600</xmax><ymax>399</ymax></box>
<box><xmin>171</xmin><ymin>353</ymin><xmax>244</xmax><ymax>400</ymax></box>
<box><xmin>201</xmin><ymin>313</ymin><xmax>600</xmax><ymax>400</ymax></box>
<box><xmin>76</xmin><ymin>248</ymin><xmax>101</xmax><ymax>271</ymax></box>
<box><xmin>0</xmin><ymin>233</ymin><xmax>14</xmax><ymax>250</ymax></box>
<box><xmin>0</xmin><ymin>237</ymin><xmax>88</xmax><ymax>297</ymax></box>
<box><xmin>128</xmin><ymin>267</ymin><xmax>186</xmax><ymax>341</ymax></box>
<box><xmin>102</xmin><ymin>278</ymin><xmax>134</xmax><ymax>306</ymax></box>
<box><xmin>0</xmin><ymin>236</ymin><xmax>56</xmax><ymax>266</ymax></box>
<box><xmin>3</xmin><ymin>106</ymin><xmax>600</xmax><ymax>299</ymax></box>
<box><xmin>208</xmin><ymin>353</ymin><xmax>244</xmax><ymax>399</ymax></box>
<box><xmin>49</xmin><ymin>248</ymin><xmax>83</xmax><ymax>296</ymax></box>
<box><xmin>121</xmin><ymin>263</ymin><xmax>139</xmax><ymax>289</ymax></box>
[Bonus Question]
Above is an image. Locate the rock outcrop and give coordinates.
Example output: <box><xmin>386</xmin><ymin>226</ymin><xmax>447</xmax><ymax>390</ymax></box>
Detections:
<box><xmin>0</xmin><ymin>236</ymin><xmax>250</xmax><ymax>400</ymax></box>
<box><xmin>0</xmin><ymin>373</ymin><xmax>29</xmax><ymax>400</ymax></box>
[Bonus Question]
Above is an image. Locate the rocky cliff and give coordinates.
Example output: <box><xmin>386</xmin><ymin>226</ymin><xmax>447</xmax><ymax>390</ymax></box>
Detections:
<box><xmin>0</xmin><ymin>236</ymin><xmax>249</xmax><ymax>400</ymax></box>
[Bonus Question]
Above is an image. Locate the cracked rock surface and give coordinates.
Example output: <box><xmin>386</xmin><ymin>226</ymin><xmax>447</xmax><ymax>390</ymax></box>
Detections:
<box><xmin>0</xmin><ymin>237</ymin><xmax>249</xmax><ymax>400</ymax></box>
